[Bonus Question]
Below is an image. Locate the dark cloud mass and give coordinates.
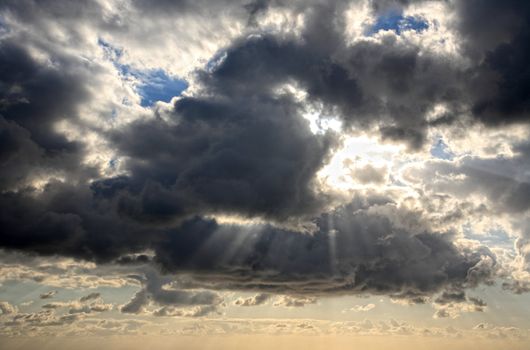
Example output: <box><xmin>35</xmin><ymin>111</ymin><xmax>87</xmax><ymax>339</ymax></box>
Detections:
<box><xmin>457</xmin><ymin>0</ymin><xmax>530</xmax><ymax>124</ymax></box>
<box><xmin>0</xmin><ymin>0</ymin><xmax>529</xmax><ymax>305</ymax></box>
<box><xmin>199</xmin><ymin>22</ymin><xmax>461</xmax><ymax>149</ymax></box>
<box><xmin>151</xmin><ymin>203</ymin><xmax>495</xmax><ymax>297</ymax></box>
<box><xmin>109</xmin><ymin>93</ymin><xmax>334</xmax><ymax>223</ymax></box>
<box><xmin>0</xmin><ymin>39</ymin><xmax>95</xmax><ymax>191</ymax></box>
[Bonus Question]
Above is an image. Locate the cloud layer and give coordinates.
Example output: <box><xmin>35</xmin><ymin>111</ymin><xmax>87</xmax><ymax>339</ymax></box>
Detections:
<box><xmin>1</xmin><ymin>0</ymin><xmax>530</xmax><ymax>326</ymax></box>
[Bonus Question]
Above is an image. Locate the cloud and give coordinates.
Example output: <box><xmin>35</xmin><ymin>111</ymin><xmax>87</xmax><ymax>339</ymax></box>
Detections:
<box><xmin>5</xmin><ymin>310</ymin><xmax>82</xmax><ymax>329</ymax></box>
<box><xmin>0</xmin><ymin>1</ymin><xmax>529</xmax><ymax>334</ymax></box>
<box><xmin>274</xmin><ymin>296</ymin><xmax>318</xmax><ymax>308</ymax></box>
<box><xmin>344</xmin><ymin>303</ymin><xmax>376</xmax><ymax>312</ymax></box>
<box><xmin>109</xmin><ymin>92</ymin><xmax>335</xmax><ymax>225</ymax></box>
<box><xmin>39</xmin><ymin>290</ymin><xmax>58</xmax><ymax>299</ymax></box>
<box><xmin>79</xmin><ymin>293</ymin><xmax>101</xmax><ymax>302</ymax></box>
<box><xmin>455</xmin><ymin>1</ymin><xmax>530</xmax><ymax>125</ymax></box>
<box><xmin>68</xmin><ymin>302</ymin><xmax>113</xmax><ymax>315</ymax></box>
<box><xmin>40</xmin><ymin>295</ymin><xmax>113</xmax><ymax>315</ymax></box>
<box><xmin>0</xmin><ymin>301</ymin><xmax>17</xmax><ymax>315</ymax></box>
<box><xmin>234</xmin><ymin>293</ymin><xmax>270</xmax><ymax>307</ymax></box>
<box><xmin>152</xmin><ymin>304</ymin><xmax>220</xmax><ymax>318</ymax></box>
<box><xmin>432</xmin><ymin>290</ymin><xmax>487</xmax><ymax>319</ymax></box>
<box><xmin>121</xmin><ymin>269</ymin><xmax>222</xmax><ymax>316</ymax></box>
<box><xmin>401</xmin><ymin>144</ymin><xmax>530</xmax><ymax>287</ymax></box>
<box><xmin>343</xmin><ymin>160</ymin><xmax>389</xmax><ymax>184</ymax></box>
<box><xmin>0</xmin><ymin>250</ymin><xmax>138</xmax><ymax>289</ymax></box>
<box><xmin>151</xmin><ymin>202</ymin><xmax>496</xmax><ymax>299</ymax></box>
<box><xmin>120</xmin><ymin>289</ymin><xmax>149</xmax><ymax>315</ymax></box>
<box><xmin>0</xmin><ymin>40</ymin><xmax>92</xmax><ymax>192</ymax></box>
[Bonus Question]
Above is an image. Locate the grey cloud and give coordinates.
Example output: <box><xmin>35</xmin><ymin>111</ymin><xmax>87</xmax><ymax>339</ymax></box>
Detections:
<box><xmin>0</xmin><ymin>40</ymin><xmax>87</xmax><ymax>151</ymax></box>
<box><xmin>455</xmin><ymin>0</ymin><xmax>530</xmax><ymax>125</ymax></box>
<box><xmin>0</xmin><ymin>0</ymin><xmax>524</xmax><ymax>305</ymax></box>
<box><xmin>0</xmin><ymin>39</ymin><xmax>96</xmax><ymax>192</ymax></box>
<box><xmin>153</xmin><ymin>304</ymin><xmax>220</xmax><ymax>318</ymax></box>
<box><xmin>404</xmin><ymin>153</ymin><xmax>530</xmax><ymax>214</ymax></box>
<box><xmin>502</xmin><ymin>280</ymin><xmax>530</xmax><ymax>295</ymax></box>
<box><xmin>274</xmin><ymin>296</ymin><xmax>317</xmax><ymax>308</ymax></box>
<box><xmin>110</xmin><ymin>94</ymin><xmax>335</xmax><ymax>224</ymax></box>
<box><xmin>130</xmin><ymin>0</ymin><xmax>258</xmax><ymax>16</ymax></box>
<box><xmin>68</xmin><ymin>302</ymin><xmax>113</xmax><ymax>315</ymax></box>
<box><xmin>433</xmin><ymin>308</ymin><xmax>451</xmax><ymax>319</ymax></box>
<box><xmin>234</xmin><ymin>293</ymin><xmax>270</xmax><ymax>307</ymax></box>
<box><xmin>40</xmin><ymin>297</ymin><xmax>113</xmax><ymax>315</ymax></box>
<box><xmin>152</xmin><ymin>202</ymin><xmax>496</xmax><ymax>298</ymax></box>
<box><xmin>39</xmin><ymin>290</ymin><xmax>57</xmax><ymax>299</ymax></box>
<box><xmin>100</xmin><ymin>5</ymin><xmax>466</xmax><ymax>227</ymax></box>
<box><xmin>120</xmin><ymin>290</ymin><xmax>148</xmax><ymax>315</ymax></box>
<box><xmin>200</xmin><ymin>30</ymin><xmax>460</xmax><ymax>149</ymax></box>
<box><xmin>0</xmin><ymin>182</ymin><xmax>159</xmax><ymax>262</ymax></box>
<box><xmin>403</xmin><ymin>149</ymin><xmax>530</xmax><ymax>292</ymax></box>
<box><xmin>468</xmin><ymin>297</ymin><xmax>487</xmax><ymax>308</ymax></box>
<box><xmin>434</xmin><ymin>290</ymin><xmax>466</xmax><ymax>305</ymax></box>
<box><xmin>0</xmin><ymin>187</ymin><xmax>498</xmax><ymax>302</ymax></box>
<box><xmin>434</xmin><ymin>290</ymin><xmax>486</xmax><ymax>313</ymax></box>
<box><xmin>0</xmin><ymin>301</ymin><xmax>17</xmax><ymax>315</ymax></box>
<box><xmin>79</xmin><ymin>293</ymin><xmax>101</xmax><ymax>302</ymax></box>
<box><xmin>6</xmin><ymin>310</ymin><xmax>81</xmax><ymax>328</ymax></box>
<box><xmin>344</xmin><ymin>160</ymin><xmax>388</xmax><ymax>184</ymax></box>
<box><xmin>121</xmin><ymin>270</ymin><xmax>222</xmax><ymax>315</ymax></box>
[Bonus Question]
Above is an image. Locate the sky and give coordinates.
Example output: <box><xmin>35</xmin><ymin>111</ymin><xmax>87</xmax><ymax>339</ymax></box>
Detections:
<box><xmin>1</xmin><ymin>0</ymin><xmax>530</xmax><ymax>349</ymax></box>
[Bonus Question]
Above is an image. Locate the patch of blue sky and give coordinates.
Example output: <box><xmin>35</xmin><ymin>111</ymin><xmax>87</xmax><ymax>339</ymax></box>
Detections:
<box><xmin>430</xmin><ymin>138</ymin><xmax>454</xmax><ymax>160</ymax></box>
<box><xmin>98</xmin><ymin>38</ymin><xmax>123</xmax><ymax>62</ymax></box>
<box><xmin>97</xmin><ymin>38</ymin><xmax>188</xmax><ymax>107</ymax></box>
<box><xmin>463</xmin><ymin>224</ymin><xmax>515</xmax><ymax>252</ymax></box>
<box><xmin>135</xmin><ymin>69</ymin><xmax>188</xmax><ymax>107</ymax></box>
<box><xmin>366</xmin><ymin>11</ymin><xmax>428</xmax><ymax>36</ymax></box>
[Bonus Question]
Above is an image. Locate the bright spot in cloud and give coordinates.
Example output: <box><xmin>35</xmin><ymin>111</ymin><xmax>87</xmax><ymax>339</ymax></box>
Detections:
<box><xmin>318</xmin><ymin>135</ymin><xmax>404</xmax><ymax>190</ymax></box>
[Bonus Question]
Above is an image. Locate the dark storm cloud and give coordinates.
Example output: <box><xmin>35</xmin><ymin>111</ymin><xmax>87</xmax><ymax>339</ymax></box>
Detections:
<box><xmin>0</xmin><ymin>188</ymin><xmax>498</xmax><ymax>299</ymax></box>
<box><xmin>0</xmin><ymin>181</ymin><xmax>167</xmax><ymax>263</ymax></box>
<box><xmin>150</xmin><ymin>202</ymin><xmax>495</xmax><ymax>297</ymax></box>
<box><xmin>110</xmin><ymin>93</ymin><xmax>335</xmax><ymax>223</ymax></box>
<box><xmin>194</xmin><ymin>3</ymin><xmax>463</xmax><ymax>149</ymax></box>
<box><xmin>456</xmin><ymin>0</ymin><xmax>530</xmax><ymax>124</ymax></box>
<box><xmin>0</xmin><ymin>39</ymin><xmax>95</xmax><ymax>190</ymax></box>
